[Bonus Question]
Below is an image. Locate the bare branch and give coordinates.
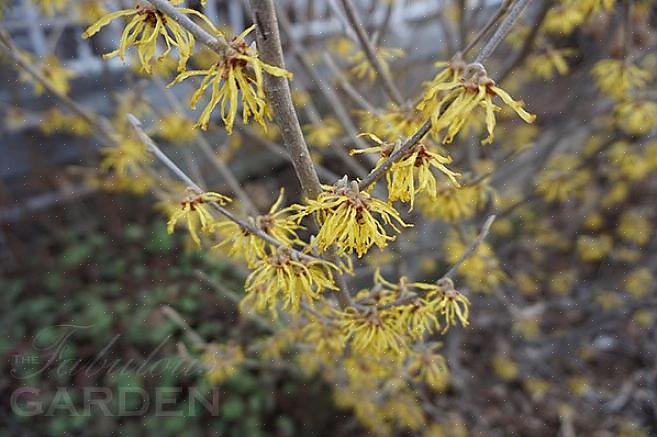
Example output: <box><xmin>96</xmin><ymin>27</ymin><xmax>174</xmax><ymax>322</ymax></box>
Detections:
<box><xmin>144</xmin><ymin>0</ymin><xmax>230</xmax><ymax>54</ymax></box>
<box><xmin>152</xmin><ymin>77</ymin><xmax>260</xmax><ymax>216</ymax></box>
<box><xmin>339</xmin><ymin>0</ymin><xmax>405</xmax><ymax>106</ymax></box>
<box><xmin>461</xmin><ymin>0</ymin><xmax>514</xmax><ymax>58</ymax></box>
<box><xmin>375</xmin><ymin>215</ymin><xmax>496</xmax><ymax>310</ymax></box>
<box><xmin>474</xmin><ymin>0</ymin><xmax>533</xmax><ymax>64</ymax></box>
<box><xmin>358</xmin><ymin>119</ymin><xmax>432</xmax><ymax>190</ymax></box>
<box><xmin>128</xmin><ymin>114</ymin><xmax>316</xmax><ymax>262</ymax></box>
<box><xmin>249</xmin><ymin>0</ymin><xmax>323</xmax><ymax>199</ymax></box>
<box><xmin>497</xmin><ymin>0</ymin><xmax>551</xmax><ymax>82</ymax></box>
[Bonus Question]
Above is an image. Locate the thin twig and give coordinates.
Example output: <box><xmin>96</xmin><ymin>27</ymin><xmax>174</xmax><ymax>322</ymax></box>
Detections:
<box><xmin>152</xmin><ymin>77</ymin><xmax>260</xmax><ymax>216</ymax></box>
<box><xmin>145</xmin><ymin>0</ymin><xmax>230</xmax><ymax>54</ymax></box>
<box><xmin>249</xmin><ymin>0</ymin><xmax>323</xmax><ymax>199</ymax></box>
<box><xmin>275</xmin><ymin>9</ymin><xmax>376</xmax><ymax>164</ymax></box>
<box><xmin>497</xmin><ymin>0</ymin><xmax>550</xmax><ymax>82</ymax></box>
<box><xmin>442</xmin><ymin>215</ymin><xmax>496</xmax><ymax>280</ymax></box>
<box><xmin>461</xmin><ymin>0</ymin><xmax>514</xmax><ymax>58</ymax></box>
<box><xmin>358</xmin><ymin>119</ymin><xmax>432</xmax><ymax>190</ymax></box>
<box><xmin>161</xmin><ymin>305</ymin><xmax>206</xmax><ymax>346</ymax></box>
<box><xmin>193</xmin><ymin>270</ymin><xmax>274</xmax><ymax>332</ymax></box>
<box><xmin>474</xmin><ymin>0</ymin><xmax>533</xmax><ymax>64</ymax></box>
<box><xmin>375</xmin><ymin>215</ymin><xmax>496</xmax><ymax>311</ymax></box>
<box><xmin>323</xmin><ymin>52</ymin><xmax>380</xmax><ymax>114</ymax></box>
<box><xmin>339</xmin><ymin>0</ymin><xmax>405</xmax><ymax>106</ymax></box>
<box><xmin>128</xmin><ymin>114</ymin><xmax>317</xmax><ymax>262</ymax></box>
<box><xmin>358</xmin><ymin>0</ymin><xmax>532</xmax><ymax>191</ymax></box>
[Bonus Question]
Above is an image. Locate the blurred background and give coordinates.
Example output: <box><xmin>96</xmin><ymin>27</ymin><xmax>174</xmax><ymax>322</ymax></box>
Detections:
<box><xmin>1</xmin><ymin>0</ymin><xmax>657</xmax><ymax>436</ymax></box>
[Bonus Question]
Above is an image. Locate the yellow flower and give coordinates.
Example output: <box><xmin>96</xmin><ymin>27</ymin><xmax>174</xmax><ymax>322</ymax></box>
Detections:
<box><xmin>417</xmin><ymin>180</ymin><xmax>489</xmax><ymax>222</ymax></box>
<box><xmin>19</xmin><ymin>54</ymin><xmax>76</xmax><ymax>96</ymax></box>
<box><xmin>169</xmin><ymin>25</ymin><xmax>292</xmax><ymax>133</ymax></box>
<box><xmin>444</xmin><ymin>231</ymin><xmax>506</xmax><ymax>293</ymax></box>
<box><xmin>201</xmin><ymin>343</ymin><xmax>245</xmax><ymax>385</ymax></box>
<box><xmin>577</xmin><ymin>234</ymin><xmax>613</xmax><ymax>262</ymax></box>
<box><xmin>304</xmin><ymin>117</ymin><xmax>343</xmax><ymax>148</ymax></box>
<box><xmin>567</xmin><ymin>376</ymin><xmax>591</xmax><ymax>397</ymax></box>
<box><xmin>301</xmin><ymin>313</ymin><xmax>344</xmax><ymax>356</ymax></box>
<box><xmin>33</xmin><ymin>0</ymin><xmax>68</xmax><ymax>16</ymax></box>
<box><xmin>591</xmin><ymin>59</ymin><xmax>652</xmax><ymax>99</ymax></box>
<box><xmin>524</xmin><ymin>378</ymin><xmax>550</xmax><ymax>401</ymax></box>
<box><xmin>407</xmin><ymin>343</ymin><xmax>450</xmax><ymax>391</ymax></box>
<box><xmin>368</xmin><ymin>271</ymin><xmax>441</xmax><ymax>337</ymax></box>
<box><xmin>606</xmin><ymin>141</ymin><xmax>652</xmax><ymax>182</ymax></box>
<box><xmin>512</xmin><ymin>315</ymin><xmax>542</xmax><ymax>340</ymax></box>
<box><xmin>349</xmin><ymin>47</ymin><xmax>404</xmax><ymax>82</ymax></box>
<box><xmin>381</xmin><ymin>392</ymin><xmax>426</xmax><ymax>431</ymax></box>
<box><xmin>617</xmin><ymin>210</ymin><xmax>652</xmax><ymax>246</ymax></box>
<box><xmin>74</xmin><ymin>0</ymin><xmax>108</xmax><ymax>22</ymax></box>
<box><xmin>595</xmin><ymin>290</ymin><xmax>625</xmax><ymax>311</ymax></box>
<box><xmin>213</xmin><ymin>189</ymin><xmax>303</xmax><ymax>267</ymax></box>
<box><xmin>527</xmin><ymin>48</ymin><xmax>576</xmax><ymax>79</ymax></box>
<box><xmin>492</xmin><ymin>355</ymin><xmax>519</xmax><ymax>381</ymax></box>
<box><xmin>39</xmin><ymin>108</ymin><xmax>92</xmax><ymax>136</ymax></box>
<box><xmin>292</xmin><ymin>178</ymin><xmax>411</xmax><ymax>257</ymax></box>
<box><xmin>353</xmin><ymin>133</ymin><xmax>460</xmax><ymax>209</ymax></box>
<box><xmin>575</xmin><ymin>0</ymin><xmax>616</xmax><ymax>15</ymax></box>
<box><xmin>623</xmin><ymin>268</ymin><xmax>653</xmax><ymax>299</ymax></box>
<box><xmin>357</xmin><ymin>104</ymin><xmax>426</xmax><ymax>139</ymax></box>
<box><xmin>429</xmin><ymin>278</ymin><xmax>471</xmax><ymax>330</ymax></box>
<box><xmin>615</xmin><ymin>99</ymin><xmax>657</xmax><ymax>136</ymax></box>
<box><xmin>543</xmin><ymin>4</ymin><xmax>585</xmax><ymax>35</ymax></box>
<box><xmin>99</xmin><ymin>139</ymin><xmax>153</xmax><ymax>190</ymax></box>
<box><xmin>420</xmin><ymin>63</ymin><xmax>535</xmax><ymax>145</ymax></box>
<box><xmin>166</xmin><ymin>190</ymin><xmax>232</xmax><ymax>246</ymax></box>
<box><xmin>328</xmin><ymin>37</ymin><xmax>356</xmax><ymax>57</ymax></box>
<box><xmin>337</xmin><ymin>306</ymin><xmax>407</xmax><ymax>356</ymax></box>
<box><xmin>535</xmin><ymin>154</ymin><xmax>591</xmax><ymax>203</ymax></box>
<box><xmin>82</xmin><ymin>2</ymin><xmax>212</xmax><ymax>73</ymax></box>
<box><xmin>550</xmin><ymin>269</ymin><xmax>578</xmax><ymax>295</ymax></box>
<box><xmin>417</xmin><ymin>57</ymin><xmax>467</xmax><ymax>115</ymax></box>
<box><xmin>243</xmin><ymin>247</ymin><xmax>339</xmax><ymax>313</ymax></box>
<box><xmin>154</xmin><ymin>114</ymin><xmax>198</xmax><ymax>144</ymax></box>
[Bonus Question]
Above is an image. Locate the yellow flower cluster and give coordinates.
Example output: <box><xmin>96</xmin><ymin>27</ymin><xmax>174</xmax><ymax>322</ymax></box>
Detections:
<box><xmin>353</xmin><ymin>133</ymin><xmax>460</xmax><ymax>209</ymax></box>
<box><xmin>407</xmin><ymin>343</ymin><xmax>450</xmax><ymax>391</ymax></box>
<box><xmin>201</xmin><ymin>343</ymin><xmax>245</xmax><ymax>385</ymax></box>
<box><xmin>244</xmin><ymin>247</ymin><xmax>340</xmax><ymax>313</ymax></box>
<box><xmin>292</xmin><ymin>178</ymin><xmax>410</xmax><ymax>257</ymax></box>
<box><xmin>419</xmin><ymin>63</ymin><xmax>536</xmax><ymax>144</ymax></box>
<box><xmin>19</xmin><ymin>54</ymin><xmax>76</xmax><ymax>96</ymax></box>
<box><xmin>166</xmin><ymin>190</ymin><xmax>232</xmax><ymax>246</ymax></box>
<box><xmin>214</xmin><ymin>189</ymin><xmax>303</xmax><ymax>267</ymax></box>
<box><xmin>154</xmin><ymin>114</ymin><xmax>198</xmax><ymax>144</ymax></box>
<box><xmin>304</xmin><ymin>117</ymin><xmax>343</xmax><ymax>148</ymax></box>
<box><xmin>337</xmin><ymin>272</ymin><xmax>470</xmax><ymax>356</ymax></box>
<box><xmin>535</xmin><ymin>154</ymin><xmax>592</xmax><ymax>203</ymax></box>
<box><xmin>443</xmin><ymin>230</ymin><xmax>507</xmax><ymax>293</ymax></box>
<box><xmin>349</xmin><ymin>47</ymin><xmax>404</xmax><ymax>82</ymax></box>
<box><xmin>614</xmin><ymin>99</ymin><xmax>657</xmax><ymax>136</ymax></box>
<box><xmin>417</xmin><ymin>179</ymin><xmax>490</xmax><ymax>223</ymax></box>
<box><xmin>527</xmin><ymin>48</ymin><xmax>576</xmax><ymax>80</ymax></box>
<box><xmin>97</xmin><ymin>139</ymin><xmax>154</xmax><ymax>194</ymax></box>
<box><xmin>170</xmin><ymin>25</ymin><xmax>292</xmax><ymax>133</ymax></box>
<box><xmin>544</xmin><ymin>0</ymin><xmax>616</xmax><ymax>35</ymax></box>
<box><xmin>591</xmin><ymin>59</ymin><xmax>652</xmax><ymax>100</ymax></box>
<box><xmin>82</xmin><ymin>1</ymin><xmax>212</xmax><ymax>73</ymax></box>
<box><xmin>39</xmin><ymin>109</ymin><xmax>92</xmax><ymax>136</ymax></box>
